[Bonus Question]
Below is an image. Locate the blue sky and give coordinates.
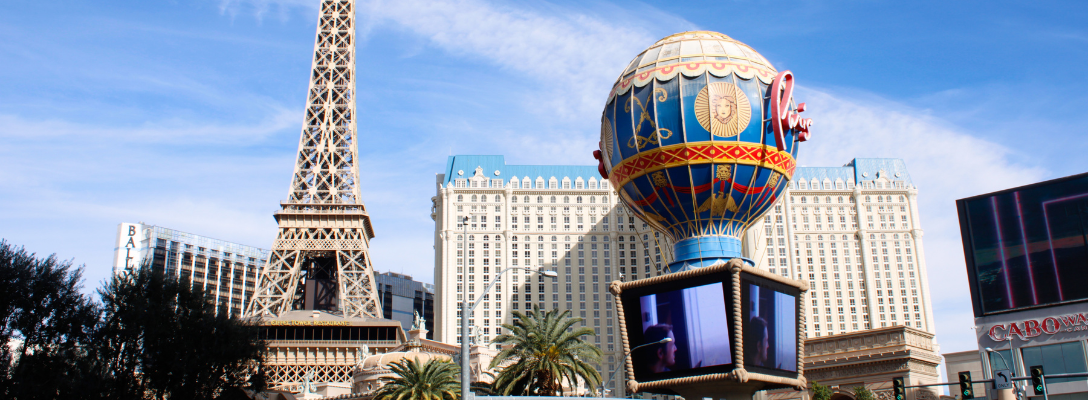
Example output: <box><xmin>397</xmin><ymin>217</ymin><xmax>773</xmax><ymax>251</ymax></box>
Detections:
<box><xmin>1</xmin><ymin>0</ymin><xmax>1086</xmax><ymax>358</ymax></box>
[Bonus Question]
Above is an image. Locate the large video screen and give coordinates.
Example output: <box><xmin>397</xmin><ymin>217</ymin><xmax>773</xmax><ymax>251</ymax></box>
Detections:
<box><xmin>957</xmin><ymin>172</ymin><xmax>1088</xmax><ymax>317</ymax></box>
<box><xmin>622</xmin><ymin>273</ymin><xmax>734</xmax><ymax>381</ymax></box>
<box><xmin>741</xmin><ymin>277</ymin><xmax>798</xmax><ymax>374</ymax></box>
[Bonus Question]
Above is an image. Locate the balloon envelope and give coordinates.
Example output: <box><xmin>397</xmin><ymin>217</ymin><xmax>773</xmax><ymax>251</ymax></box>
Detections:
<box><xmin>598</xmin><ymin>31</ymin><xmax>807</xmax><ymax>271</ymax></box>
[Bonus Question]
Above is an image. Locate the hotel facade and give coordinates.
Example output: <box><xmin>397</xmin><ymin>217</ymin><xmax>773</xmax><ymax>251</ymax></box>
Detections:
<box><xmin>112</xmin><ymin>222</ymin><xmax>268</xmax><ymax>317</ymax></box>
<box><xmin>743</xmin><ymin>158</ymin><xmax>936</xmax><ymax>338</ymax></box>
<box><xmin>431</xmin><ymin>156</ymin><xmax>935</xmax><ymax>395</ymax></box>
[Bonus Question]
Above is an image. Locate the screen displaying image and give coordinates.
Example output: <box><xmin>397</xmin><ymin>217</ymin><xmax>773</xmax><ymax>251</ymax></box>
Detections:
<box><xmin>742</xmin><ymin>281</ymin><xmax>797</xmax><ymax>373</ymax></box>
<box><xmin>958</xmin><ymin>173</ymin><xmax>1088</xmax><ymax>316</ymax></box>
<box><xmin>632</xmin><ymin>282</ymin><xmax>732</xmax><ymax>379</ymax></box>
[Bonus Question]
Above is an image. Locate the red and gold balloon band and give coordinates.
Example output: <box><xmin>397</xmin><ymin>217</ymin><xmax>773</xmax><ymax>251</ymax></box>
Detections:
<box><xmin>607</xmin><ymin>141</ymin><xmax>797</xmax><ymax>190</ymax></box>
<box><xmin>628</xmin><ymin>168</ymin><xmax>775</xmax><ymax>208</ymax></box>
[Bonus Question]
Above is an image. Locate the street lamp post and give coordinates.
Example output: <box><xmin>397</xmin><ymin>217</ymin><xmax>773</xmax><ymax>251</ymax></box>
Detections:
<box><xmin>986</xmin><ymin>346</ymin><xmax>1021</xmax><ymax>400</ymax></box>
<box><xmin>459</xmin><ymin>225</ymin><xmax>558</xmax><ymax>400</ymax></box>
<box><xmin>600</xmin><ymin>337</ymin><xmax>673</xmax><ymax>397</ymax></box>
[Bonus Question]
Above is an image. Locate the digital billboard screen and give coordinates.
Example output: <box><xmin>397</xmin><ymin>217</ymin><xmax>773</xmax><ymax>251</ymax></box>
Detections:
<box><xmin>957</xmin><ymin>172</ymin><xmax>1088</xmax><ymax>317</ymax></box>
<box><xmin>742</xmin><ymin>276</ymin><xmax>798</xmax><ymax>375</ymax></box>
<box><xmin>622</xmin><ymin>272</ymin><xmax>734</xmax><ymax>382</ymax></box>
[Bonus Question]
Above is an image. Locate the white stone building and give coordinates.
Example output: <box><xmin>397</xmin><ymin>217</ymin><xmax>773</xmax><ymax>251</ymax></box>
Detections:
<box><xmin>431</xmin><ymin>155</ymin><xmax>673</xmax><ymax>395</ymax></box>
<box><xmin>430</xmin><ymin>156</ymin><xmax>936</xmax><ymax>396</ymax></box>
<box><xmin>742</xmin><ymin>158</ymin><xmax>936</xmax><ymax>338</ymax></box>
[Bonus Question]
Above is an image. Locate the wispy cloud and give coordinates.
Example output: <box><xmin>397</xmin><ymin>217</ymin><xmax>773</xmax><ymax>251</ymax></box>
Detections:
<box><xmin>0</xmin><ymin>108</ymin><xmax>298</xmax><ymax>144</ymax></box>
<box><xmin>209</xmin><ymin>0</ymin><xmax>1044</xmax><ymax>353</ymax></box>
<box><xmin>799</xmin><ymin>85</ymin><xmax>1047</xmax><ymax>351</ymax></box>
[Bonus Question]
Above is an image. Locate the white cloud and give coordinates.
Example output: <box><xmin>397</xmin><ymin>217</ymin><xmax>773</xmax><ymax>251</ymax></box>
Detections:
<box><xmin>226</xmin><ymin>0</ymin><xmax>692</xmax><ymax>121</ymax></box>
<box><xmin>798</xmin><ymin>86</ymin><xmax>1047</xmax><ymax>352</ymax></box>
<box><xmin>202</xmin><ymin>0</ymin><xmax>1052</xmax><ymax>354</ymax></box>
<box><xmin>0</xmin><ymin>109</ymin><xmax>298</xmax><ymax>144</ymax></box>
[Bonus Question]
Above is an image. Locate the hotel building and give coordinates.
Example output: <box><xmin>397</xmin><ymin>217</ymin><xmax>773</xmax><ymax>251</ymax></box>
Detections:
<box><xmin>431</xmin><ymin>156</ymin><xmax>935</xmax><ymax>395</ymax></box>
<box><xmin>376</xmin><ymin>271</ymin><xmax>435</xmax><ymax>339</ymax></box>
<box><xmin>112</xmin><ymin>222</ymin><xmax>268</xmax><ymax>317</ymax></box>
<box><xmin>743</xmin><ymin>158</ymin><xmax>935</xmax><ymax>338</ymax></box>
<box><xmin>431</xmin><ymin>155</ymin><xmax>672</xmax><ymax>395</ymax></box>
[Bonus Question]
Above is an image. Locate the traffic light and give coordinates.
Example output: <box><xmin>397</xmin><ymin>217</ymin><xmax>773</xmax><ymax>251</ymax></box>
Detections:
<box><xmin>958</xmin><ymin>371</ymin><xmax>974</xmax><ymax>399</ymax></box>
<box><xmin>1030</xmin><ymin>365</ymin><xmax>1045</xmax><ymax>395</ymax></box>
<box><xmin>893</xmin><ymin>377</ymin><xmax>905</xmax><ymax>400</ymax></box>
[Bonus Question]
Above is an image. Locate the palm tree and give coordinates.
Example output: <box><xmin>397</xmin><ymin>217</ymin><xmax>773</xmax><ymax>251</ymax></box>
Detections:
<box><xmin>489</xmin><ymin>306</ymin><xmax>603</xmax><ymax>396</ymax></box>
<box><xmin>372</xmin><ymin>357</ymin><xmax>460</xmax><ymax>400</ymax></box>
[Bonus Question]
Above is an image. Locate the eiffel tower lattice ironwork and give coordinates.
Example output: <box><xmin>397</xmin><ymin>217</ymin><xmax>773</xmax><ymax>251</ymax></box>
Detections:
<box><xmin>248</xmin><ymin>0</ymin><xmax>381</xmax><ymax>320</ymax></box>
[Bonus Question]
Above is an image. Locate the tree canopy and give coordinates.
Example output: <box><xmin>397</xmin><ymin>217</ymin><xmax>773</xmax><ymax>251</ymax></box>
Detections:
<box><xmin>854</xmin><ymin>386</ymin><xmax>876</xmax><ymax>400</ymax></box>
<box><xmin>811</xmin><ymin>381</ymin><xmax>833</xmax><ymax>400</ymax></box>
<box><xmin>489</xmin><ymin>306</ymin><xmax>602</xmax><ymax>396</ymax></box>
<box><xmin>0</xmin><ymin>240</ymin><xmax>266</xmax><ymax>399</ymax></box>
<box><xmin>372</xmin><ymin>357</ymin><xmax>460</xmax><ymax>400</ymax></box>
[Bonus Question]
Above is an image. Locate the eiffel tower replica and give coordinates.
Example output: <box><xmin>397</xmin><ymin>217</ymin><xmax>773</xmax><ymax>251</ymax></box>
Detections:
<box><xmin>250</xmin><ymin>0</ymin><xmax>381</xmax><ymax>320</ymax></box>
<box><xmin>248</xmin><ymin>0</ymin><xmax>403</xmax><ymax>391</ymax></box>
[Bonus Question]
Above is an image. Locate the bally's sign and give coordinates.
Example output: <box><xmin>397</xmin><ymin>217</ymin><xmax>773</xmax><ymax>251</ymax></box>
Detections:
<box><xmin>985</xmin><ymin>313</ymin><xmax>1088</xmax><ymax>341</ymax></box>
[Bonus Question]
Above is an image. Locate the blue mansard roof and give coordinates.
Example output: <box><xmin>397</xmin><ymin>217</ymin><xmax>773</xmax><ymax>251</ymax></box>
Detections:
<box><xmin>440</xmin><ymin>155</ymin><xmax>601</xmax><ymax>186</ymax></box>
<box><xmin>793</xmin><ymin>158</ymin><xmax>912</xmax><ymax>186</ymax></box>
<box><xmin>440</xmin><ymin>156</ymin><xmax>911</xmax><ymax>188</ymax></box>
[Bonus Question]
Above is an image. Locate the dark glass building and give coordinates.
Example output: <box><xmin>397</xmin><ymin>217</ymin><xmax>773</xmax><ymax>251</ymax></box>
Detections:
<box><xmin>375</xmin><ymin>271</ymin><xmax>434</xmax><ymax>339</ymax></box>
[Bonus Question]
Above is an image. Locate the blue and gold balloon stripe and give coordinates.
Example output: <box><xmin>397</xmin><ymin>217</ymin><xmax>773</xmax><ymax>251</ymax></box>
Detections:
<box><xmin>618</xmin><ymin>161</ymin><xmax>785</xmax><ymax>241</ymax></box>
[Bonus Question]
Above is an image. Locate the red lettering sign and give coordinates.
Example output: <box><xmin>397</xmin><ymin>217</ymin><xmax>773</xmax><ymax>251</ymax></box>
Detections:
<box><xmin>986</xmin><ymin>312</ymin><xmax>1088</xmax><ymax>342</ymax></box>
<box><xmin>1024</xmin><ymin>320</ymin><xmax>1042</xmax><ymax>337</ymax></box>
<box><xmin>770</xmin><ymin>70</ymin><xmax>813</xmax><ymax>151</ymax></box>
<box><xmin>988</xmin><ymin>324</ymin><xmax>1007</xmax><ymax>341</ymax></box>
<box><xmin>1008</xmin><ymin>322</ymin><xmax>1026</xmax><ymax>340</ymax></box>
<box><xmin>1042</xmin><ymin>317</ymin><xmax>1060</xmax><ymax>335</ymax></box>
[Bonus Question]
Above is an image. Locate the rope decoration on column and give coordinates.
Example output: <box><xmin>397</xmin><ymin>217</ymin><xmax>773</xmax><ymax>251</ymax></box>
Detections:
<box><xmin>796</xmin><ymin>283</ymin><xmax>808</xmax><ymax>389</ymax></box>
<box><xmin>728</xmin><ymin>258</ymin><xmax>747</xmax><ymax>382</ymax></box>
<box><xmin>609</xmin><ymin>280</ymin><xmax>638</xmax><ymax>394</ymax></box>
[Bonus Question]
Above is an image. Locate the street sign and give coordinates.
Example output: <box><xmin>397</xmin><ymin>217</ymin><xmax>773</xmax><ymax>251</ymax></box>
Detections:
<box><xmin>994</xmin><ymin>369</ymin><xmax>1013</xmax><ymax>390</ymax></box>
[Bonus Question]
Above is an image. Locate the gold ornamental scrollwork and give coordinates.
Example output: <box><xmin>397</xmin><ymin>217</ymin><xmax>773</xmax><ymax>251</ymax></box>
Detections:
<box><xmin>626</xmin><ymin>88</ymin><xmax>673</xmax><ymax>149</ymax></box>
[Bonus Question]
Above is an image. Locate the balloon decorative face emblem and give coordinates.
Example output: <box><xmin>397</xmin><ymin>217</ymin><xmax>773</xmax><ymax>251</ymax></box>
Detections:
<box><xmin>695</xmin><ymin>82</ymin><xmax>752</xmax><ymax>138</ymax></box>
<box><xmin>593</xmin><ymin>31</ymin><xmax>812</xmax><ymax>272</ymax></box>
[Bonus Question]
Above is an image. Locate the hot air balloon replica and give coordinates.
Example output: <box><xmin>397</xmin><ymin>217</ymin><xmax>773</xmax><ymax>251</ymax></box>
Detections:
<box><xmin>595</xmin><ymin>30</ymin><xmax>811</xmax><ymax>271</ymax></box>
<box><xmin>603</xmin><ymin>32</ymin><xmax>812</xmax><ymax>398</ymax></box>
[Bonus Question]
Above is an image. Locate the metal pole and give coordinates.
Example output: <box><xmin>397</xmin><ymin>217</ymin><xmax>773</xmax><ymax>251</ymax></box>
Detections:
<box><xmin>988</xmin><ymin>346</ymin><xmax>1019</xmax><ymax>400</ymax></box>
<box><xmin>458</xmin><ymin>223</ymin><xmax>556</xmax><ymax>400</ymax></box>
<box><xmin>1041</xmin><ymin>375</ymin><xmax>1048</xmax><ymax>400</ymax></box>
<box><xmin>601</xmin><ymin>337</ymin><xmax>673</xmax><ymax>396</ymax></box>
<box><xmin>461</xmin><ymin>216</ymin><xmax>470</xmax><ymax>400</ymax></box>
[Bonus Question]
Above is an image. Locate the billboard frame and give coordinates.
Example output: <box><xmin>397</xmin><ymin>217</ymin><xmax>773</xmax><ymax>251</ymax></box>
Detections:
<box><xmin>957</xmin><ymin>171</ymin><xmax>1088</xmax><ymax>318</ymax></box>
<box><xmin>610</xmin><ymin>258</ymin><xmax>808</xmax><ymax>396</ymax></box>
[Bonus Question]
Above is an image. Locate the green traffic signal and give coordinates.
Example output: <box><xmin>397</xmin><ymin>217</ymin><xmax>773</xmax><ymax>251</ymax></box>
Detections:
<box><xmin>893</xmin><ymin>377</ymin><xmax>905</xmax><ymax>400</ymax></box>
<box><xmin>959</xmin><ymin>372</ymin><xmax>973</xmax><ymax>399</ymax></box>
<box><xmin>1030</xmin><ymin>365</ymin><xmax>1045</xmax><ymax>396</ymax></box>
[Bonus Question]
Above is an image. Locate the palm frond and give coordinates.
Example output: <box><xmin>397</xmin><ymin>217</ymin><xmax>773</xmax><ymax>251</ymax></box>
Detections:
<box><xmin>489</xmin><ymin>305</ymin><xmax>603</xmax><ymax>396</ymax></box>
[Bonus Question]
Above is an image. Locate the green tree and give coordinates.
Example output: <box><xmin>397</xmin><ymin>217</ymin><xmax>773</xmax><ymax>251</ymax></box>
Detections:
<box><xmin>810</xmin><ymin>381</ymin><xmax>833</xmax><ymax>400</ymax></box>
<box><xmin>0</xmin><ymin>240</ymin><xmax>101</xmax><ymax>400</ymax></box>
<box><xmin>854</xmin><ymin>386</ymin><xmax>876</xmax><ymax>400</ymax></box>
<box><xmin>92</xmin><ymin>264</ymin><xmax>266</xmax><ymax>399</ymax></box>
<box><xmin>489</xmin><ymin>306</ymin><xmax>602</xmax><ymax>396</ymax></box>
<box><xmin>372</xmin><ymin>357</ymin><xmax>461</xmax><ymax>400</ymax></box>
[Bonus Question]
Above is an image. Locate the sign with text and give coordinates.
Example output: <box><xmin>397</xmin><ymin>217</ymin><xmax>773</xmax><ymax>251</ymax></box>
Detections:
<box><xmin>113</xmin><ymin>222</ymin><xmax>145</xmax><ymax>274</ymax></box>
<box><xmin>993</xmin><ymin>369</ymin><xmax>1013</xmax><ymax>390</ymax></box>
